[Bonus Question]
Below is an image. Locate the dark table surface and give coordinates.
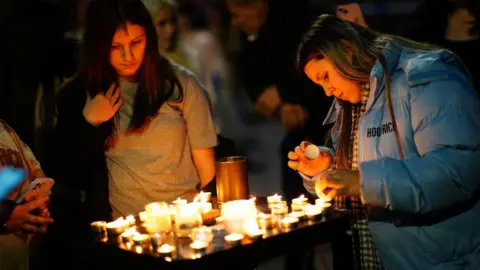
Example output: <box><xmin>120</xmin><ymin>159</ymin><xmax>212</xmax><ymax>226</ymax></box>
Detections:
<box><xmin>46</xmin><ymin>200</ymin><xmax>353</xmax><ymax>270</ymax></box>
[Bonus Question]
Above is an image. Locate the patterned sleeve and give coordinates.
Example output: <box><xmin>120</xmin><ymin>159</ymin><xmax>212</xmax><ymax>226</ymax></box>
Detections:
<box><xmin>19</xmin><ymin>140</ymin><xmax>45</xmax><ymax>180</ymax></box>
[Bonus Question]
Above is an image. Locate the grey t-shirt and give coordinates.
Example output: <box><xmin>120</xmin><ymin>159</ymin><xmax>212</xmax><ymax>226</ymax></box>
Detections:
<box><xmin>106</xmin><ymin>66</ymin><xmax>218</xmax><ymax>218</ymax></box>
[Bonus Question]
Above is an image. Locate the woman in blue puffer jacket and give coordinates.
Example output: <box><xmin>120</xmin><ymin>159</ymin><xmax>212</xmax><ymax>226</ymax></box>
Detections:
<box><xmin>288</xmin><ymin>14</ymin><xmax>480</xmax><ymax>270</ymax></box>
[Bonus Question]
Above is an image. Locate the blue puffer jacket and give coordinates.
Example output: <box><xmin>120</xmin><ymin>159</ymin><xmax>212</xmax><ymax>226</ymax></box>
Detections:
<box><xmin>302</xmin><ymin>42</ymin><xmax>480</xmax><ymax>269</ymax></box>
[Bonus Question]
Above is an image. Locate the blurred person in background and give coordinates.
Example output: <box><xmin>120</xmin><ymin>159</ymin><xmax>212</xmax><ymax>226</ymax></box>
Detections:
<box><xmin>142</xmin><ymin>0</ymin><xmax>187</xmax><ymax>65</ymax></box>
<box><xmin>0</xmin><ymin>121</ymin><xmax>53</xmax><ymax>270</ymax></box>
<box><xmin>226</xmin><ymin>0</ymin><xmax>333</xmax><ymax>203</ymax></box>
<box><xmin>406</xmin><ymin>0</ymin><xmax>479</xmax><ymax>94</ymax></box>
<box><xmin>291</xmin><ymin>14</ymin><xmax>480</xmax><ymax>269</ymax></box>
<box><xmin>144</xmin><ymin>0</ymin><xmax>247</xmax><ymax>157</ymax></box>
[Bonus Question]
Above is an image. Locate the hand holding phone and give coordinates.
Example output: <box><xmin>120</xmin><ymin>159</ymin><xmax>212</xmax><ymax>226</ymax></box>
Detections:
<box><xmin>16</xmin><ymin>178</ymin><xmax>54</xmax><ymax>204</ymax></box>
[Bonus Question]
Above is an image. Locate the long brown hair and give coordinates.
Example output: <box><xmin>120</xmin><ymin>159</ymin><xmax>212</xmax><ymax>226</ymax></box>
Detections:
<box><xmin>81</xmin><ymin>0</ymin><xmax>182</xmax><ymax>150</ymax></box>
<box><xmin>297</xmin><ymin>14</ymin><xmax>442</xmax><ymax>168</ymax></box>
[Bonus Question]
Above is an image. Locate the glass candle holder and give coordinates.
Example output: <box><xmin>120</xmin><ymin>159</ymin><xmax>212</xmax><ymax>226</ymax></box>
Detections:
<box><xmin>157</xmin><ymin>243</ymin><xmax>175</xmax><ymax>257</ymax></box>
<box><xmin>132</xmin><ymin>233</ymin><xmax>151</xmax><ymax>254</ymax></box>
<box><xmin>145</xmin><ymin>202</ymin><xmax>172</xmax><ymax>234</ymax></box>
<box><xmin>257</xmin><ymin>213</ymin><xmax>278</xmax><ymax>230</ymax></box>
<box><xmin>270</xmin><ymin>202</ymin><xmax>289</xmax><ymax>216</ymax></box>
<box><xmin>221</xmin><ymin>200</ymin><xmax>258</xmax><ymax>234</ymax></box>
<box><xmin>224</xmin><ymin>233</ymin><xmax>244</xmax><ymax>247</ymax></box>
<box><xmin>291</xmin><ymin>195</ymin><xmax>309</xmax><ymax>212</ymax></box>
<box><xmin>190</xmin><ymin>226</ymin><xmax>214</xmax><ymax>243</ymax></box>
<box><xmin>175</xmin><ymin>203</ymin><xmax>203</xmax><ymax>238</ymax></box>
<box><xmin>90</xmin><ymin>221</ymin><xmax>107</xmax><ymax>241</ymax></box>
<box><xmin>280</xmin><ymin>216</ymin><xmax>299</xmax><ymax>230</ymax></box>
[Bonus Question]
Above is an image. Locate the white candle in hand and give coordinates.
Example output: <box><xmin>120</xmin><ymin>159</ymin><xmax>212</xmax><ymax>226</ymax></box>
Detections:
<box><xmin>305</xmin><ymin>144</ymin><xmax>320</xmax><ymax>160</ymax></box>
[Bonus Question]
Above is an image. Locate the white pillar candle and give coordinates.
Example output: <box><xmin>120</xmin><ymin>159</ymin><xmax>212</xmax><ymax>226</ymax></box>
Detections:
<box><xmin>175</xmin><ymin>203</ymin><xmax>203</xmax><ymax>238</ymax></box>
<box><xmin>221</xmin><ymin>200</ymin><xmax>258</xmax><ymax>234</ymax></box>
<box><xmin>145</xmin><ymin>202</ymin><xmax>172</xmax><ymax>234</ymax></box>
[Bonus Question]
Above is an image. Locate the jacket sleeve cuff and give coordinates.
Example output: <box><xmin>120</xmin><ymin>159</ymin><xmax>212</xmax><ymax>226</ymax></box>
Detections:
<box><xmin>359</xmin><ymin>160</ymin><xmax>388</xmax><ymax>208</ymax></box>
<box><xmin>299</xmin><ymin>172</ymin><xmax>316</xmax><ymax>195</ymax></box>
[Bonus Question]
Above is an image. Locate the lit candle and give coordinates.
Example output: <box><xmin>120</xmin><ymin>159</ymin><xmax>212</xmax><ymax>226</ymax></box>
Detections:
<box><xmin>221</xmin><ymin>200</ymin><xmax>258</xmax><ymax>234</ymax></box>
<box><xmin>267</xmin><ymin>194</ymin><xmax>282</xmax><ymax>205</ymax></box>
<box><xmin>150</xmin><ymin>232</ymin><xmax>166</xmax><ymax>250</ymax></box>
<box><xmin>280</xmin><ymin>216</ymin><xmax>299</xmax><ymax>229</ymax></box>
<box><xmin>315</xmin><ymin>197</ymin><xmax>332</xmax><ymax>208</ymax></box>
<box><xmin>90</xmin><ymin>221</ymin><xmax>107</xmax><ymax>241</ymax></box>
<box><xmin>106</xmin><ymin>218</ymin><xmax>129</xmax><ymax>238</ymax></box>
<box><xmin>90</xmin><ymin>221</ymin><xmax>107</xmax><ymax>233</ymax></box>
<box><xmin>157</xmin><ymin>243</ymin><xmax>175</xmax><ymax>256</ymax></box>
<box><xmin>224</xmin><ymin>233</ymin><xmax>244</xmax><ymax>247</ymax></box>
<box><xmin>291</xmin><ymin>195</ymin><xmax>309</xmax><ymax>212</ymax></box>
<box><xmin>189</xmin><ymin>240</ymin><xmax>208</xmax><ymax>252</ymax></box>
<box><xmin>192</xmin><ymin>202</ymin><xmax>212</xmax><ymax>214</ymax></box>
<box><xmin>174</xmin><ymin>203</ymin><xmax>203</xmax><ymax>238</ymax></box>
<box><xmin>145</xmin><ymin>202</ymin><xmax>172</xmax><ymax>234</ymax></box>
<box><xmin>245</xmin><ymin>223</ymin><xmax>265</xmax><ymax>241</ymax></box>
<box><xmin>215</xmin><ymin>216</ymin><xmax>224</xmax><ymax>225</ymax></box>
<box><xmin>121</xmin><ymin>228</ymin><xmax>137</xmax><ymax>246</ymax></box>
<box><xmin>126</xmin><ymin>215</ymin><xmax>136</xmax><ymax>226</ymax></box>
<box><xmin>257</xmin><ymin>213</ymin><xmax>277</xmax><ymax>230</ymax></box>
<box><xmin>190</xmin><ymin>226</ymin><xmax>214</xmax><ymax>243</ymax></box>
<box><xmin>270</xmin><ymin>204</ymin><xmax>289</xmax><ymax>215</ymax></box>
<box><xmin>304</xmin><ymin>204</ymin><xmax>323</xmax><ymax>221</ymax></box>
<box><xmin>131</xmin><ymin>233</ymin><xmax>151</xmax><ymax>254</ymax></box>
<box><xmin>194</xmin><ymin>191</ymin><xmax>212</xmax><ymax>203</ymax></box>
<box><xmin>172</xmin><ymin>197</ymin><xmax>188</xmax><ymax>207</ymax></box>
<box><xmin>289</xmin><ymin>211</ymin><xmax>306</xmax><ymax>221</ymax></box>
<box><xmin>139</xmin><ymin>211</ymin><xmax>148</xmax><ymax>222</ymax></box>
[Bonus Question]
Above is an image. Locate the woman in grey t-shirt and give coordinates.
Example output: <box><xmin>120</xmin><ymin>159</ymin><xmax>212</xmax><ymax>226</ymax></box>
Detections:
<box><xmin>54</xmin><ymin>0</ymin><xmax>217</xmax><ymax>219</ymax></box>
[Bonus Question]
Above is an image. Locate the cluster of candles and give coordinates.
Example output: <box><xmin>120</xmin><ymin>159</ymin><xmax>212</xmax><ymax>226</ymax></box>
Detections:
<box><xmin>219</xmin><ymin>194</ymin><xmax>331</xmax><ymax>246</ymax></box>
<box><xmin>90</xmin><ymin>192</ymin><xmax>332</xmax><ymax>258</ymax></box>
<box><xmin>90</xmin><ymin>192</ymin><xmax>214</xmax><ymax>257</ymax></box>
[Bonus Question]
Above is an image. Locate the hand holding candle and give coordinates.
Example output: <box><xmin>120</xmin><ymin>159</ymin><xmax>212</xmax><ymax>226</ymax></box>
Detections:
<box><xmin>287</xmin><ymin>141</ymin><xmax>332</xmax><ymax>177</ymax></box>
<box><xmin>315</xmin><ymin>169</ymin><xmax>361</xmax><ymax>198</ymax></box>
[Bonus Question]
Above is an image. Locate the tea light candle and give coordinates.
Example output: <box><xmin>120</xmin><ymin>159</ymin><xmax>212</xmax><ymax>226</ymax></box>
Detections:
<box><xmin>126</xmin><ymin>215</ymin><xmax>136</xmax><ymax>226</ymax></box>
<box><xmin>291</xmin><ymin>195</ymin><xmax>308</xmax><ymax>212</ymax></box>
<box><xmin>315</xmin><ymin>197</ymin><xmax>332</xmax><ymax>208</ymax></box>
<box><xmin>304</xmin><ymin>204</ymin><xmax>323</xmax><ymax>221</ymax></box>
<box><xmin>106</xmin><ymin>218</ymin><xmax>129</xmax><ymax>237</ymax></box>
<box><xmin>132</xmin><ymin>233</ymin><xmax>150</xmax><ymax>246</ymax></box>
<box><xmin>270</xmin><ymin>204</ymin><xmax>289</xmax><ymax>215</ymax></box>
<box><xmin>267</xmin><ymin>194</ymin><xmax>282</xmax><ymax>205</ymax></box>
<box><xmin>157</xmin><ymin>243</ymin><xmax>175</xmax><ymax>256</ymax></box>
<box><xmin>195</xmin><ymin>202</ymin><xmax>212</xmax><ymax>214</ymax></box>
<box><xmin>189</xmin><ymin>240</ymin><xmax>208</xmax><ymax>252</ymax></box>
<box><xmin>194</xmin><ymin>191</ymin><xmax>212</xmax><ymax>203</ymax></box>
<box><xmin>257</xmin><ymin>213</ymin><xmax>277</xmax><ymax>230</ymax></box>
<box><xmin>289</xmin><ymin>211</ymin><xmax>306</xmax><ymax>221</ymax></box>
<box><xmin>246</xmin><ymin>227</ymin><xmax>265</xmax><ymax>241</ymax></box>
<box><xmin>224</xmin><ymin>233</ymin><xmax>244</xmax><ymax>247</ymax></box>
<box><xmin>90</xmin><ymin>221</ymin><xmax>107</xmax><ymax>241</ymax></box>
<box><xmin>121</xmin><ymin>229</ymin><xmax>137</xmax><ymax>246</ymax></box>
<box><xmin>190</xmin><ymin>226</ymin><xmax>214</xmax><ymax>243</ymax></box>
<box><xmin>150</xmin><ymin>233</ymin><xmax>166</xmax><ymax>250</ymax></box>
<box><xmin>139</xmin><ymin>211</ymin><xmax>148</xmax><ymax>222</ymax></box>
<box><xmin>280</xmin><ymin>216</ymin><xmax>299</xmax><ymax>229</ymax></box>
<box><xmin>172</xmin><ymin>197</ymin><xmax>188</xmax><ymax>207</ymax></box>
<box><xmin>90</xmin><ymin>221</ymin><xmax>107</xmax><ymax>233</ymax></box>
